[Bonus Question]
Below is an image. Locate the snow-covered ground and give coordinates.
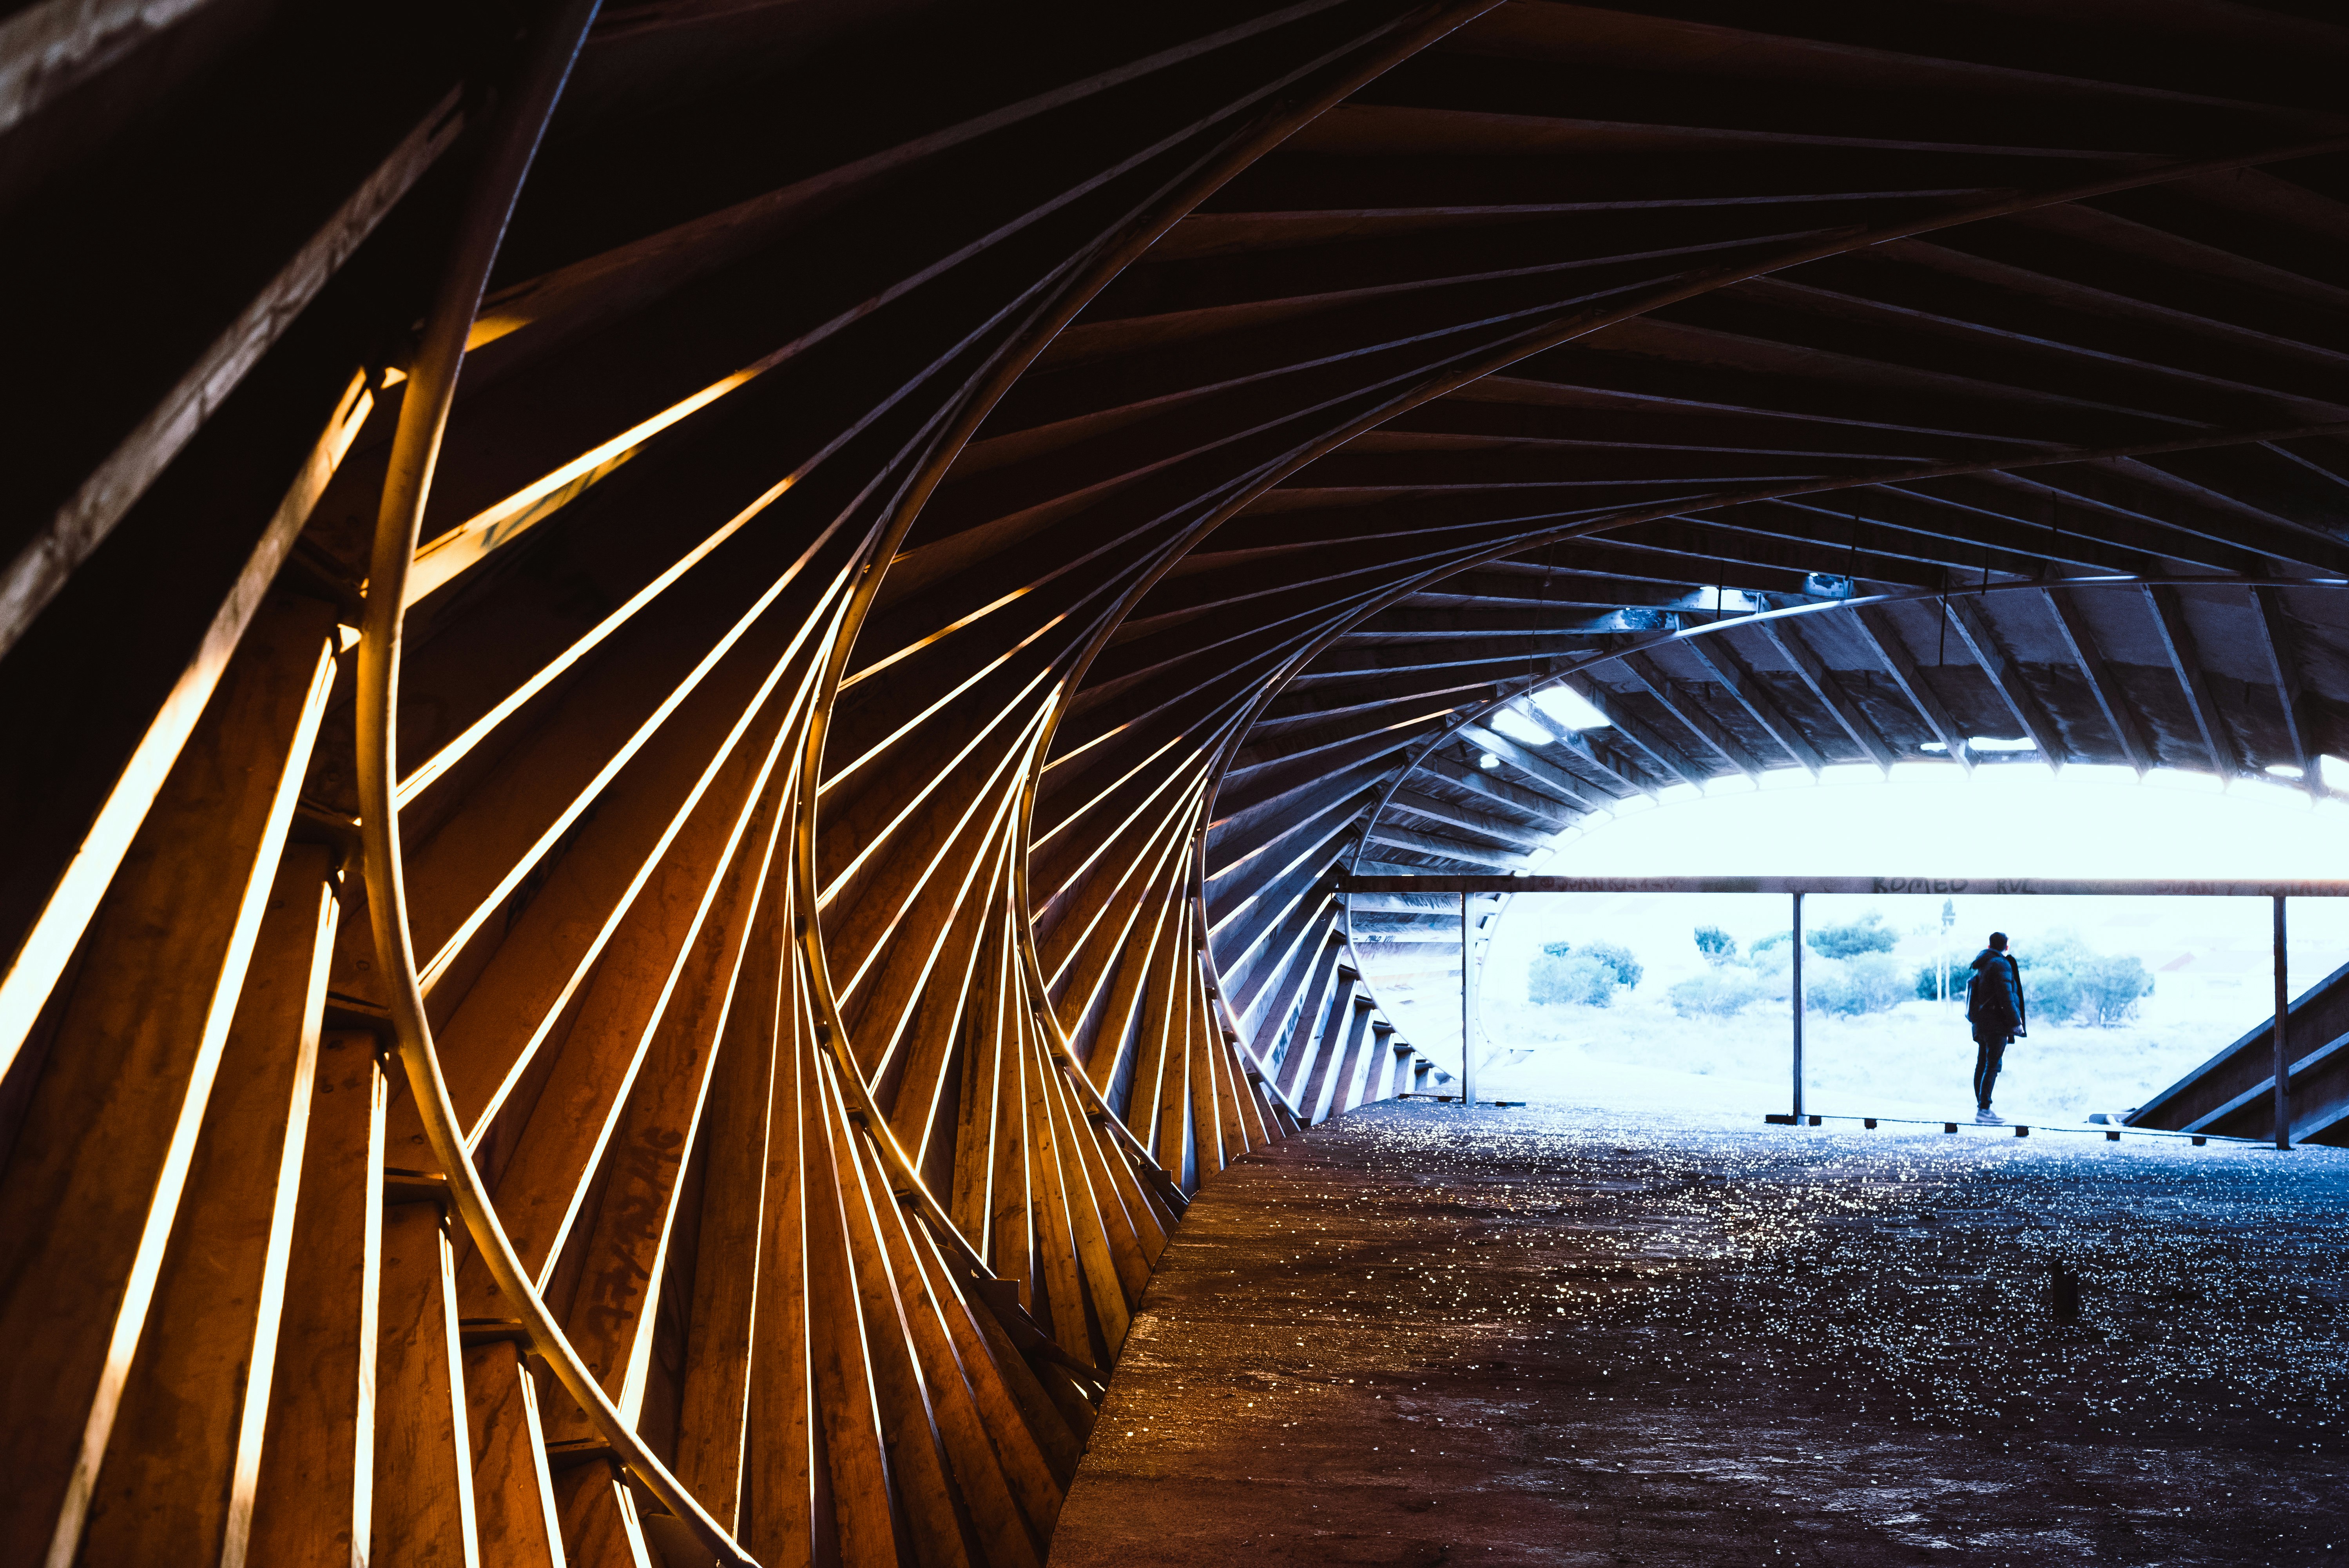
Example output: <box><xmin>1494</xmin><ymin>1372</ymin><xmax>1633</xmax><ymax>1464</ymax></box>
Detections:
<box><xmin>1369</xmin><ymin>763</ymin><xmax>2349</xmax><ymax>1126</ymax></box>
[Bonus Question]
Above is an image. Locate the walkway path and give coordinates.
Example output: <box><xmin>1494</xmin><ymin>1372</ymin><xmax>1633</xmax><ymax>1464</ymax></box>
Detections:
<box><xmin>1048</xmin><ymin>1102</ymin><xmax>2347</xmax><ymax>1566</ymax></box>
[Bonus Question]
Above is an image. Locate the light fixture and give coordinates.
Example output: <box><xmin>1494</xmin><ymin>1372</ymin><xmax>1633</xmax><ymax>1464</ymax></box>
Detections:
<box><xmin>1529</xmin><ymin>684</ymin><xmax>1611</xmax><ymax>730</ymax></box>
<box><xmin>1488</xmin><ymin>708</ymin><xmax>1552</xmax><ymax>746</ymax></box>
<box><xmin>1477</xmin><ymin>751</ymin><xmax>1500</xmax><ymax>770</ymax></box>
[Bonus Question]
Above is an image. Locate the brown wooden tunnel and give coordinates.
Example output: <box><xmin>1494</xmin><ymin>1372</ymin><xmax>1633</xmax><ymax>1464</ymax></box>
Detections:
<box><xmin>9</xmin><ymin>2</ymin><xmax>2349</xmax><ymax>1563</ymax></box>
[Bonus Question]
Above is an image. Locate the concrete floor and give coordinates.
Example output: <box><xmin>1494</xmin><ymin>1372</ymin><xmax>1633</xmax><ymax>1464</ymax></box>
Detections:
<box><xmin>1048</xmin><ymin>1102</ymin><xmax>2349</xmax><ymax>1567</ymax></box>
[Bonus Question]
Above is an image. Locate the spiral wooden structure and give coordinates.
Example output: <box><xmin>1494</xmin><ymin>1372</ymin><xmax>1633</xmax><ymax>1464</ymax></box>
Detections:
<box><xmin>9</xmin><ymin>3</ymin><xmax>2349</xmax><ymax>1563</ymax></box>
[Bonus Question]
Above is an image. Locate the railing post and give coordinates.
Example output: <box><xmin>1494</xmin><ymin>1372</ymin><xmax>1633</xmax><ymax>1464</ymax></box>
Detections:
<box><xmin>1791</xmin><ymin>890</ymin><xmax>1805</xmax><ymax>1121</ymax></box>
<box><xmin>1460</xmin><ymin>889</ymin><xmax>1475</xmax><ymax>1107</ymax></box>
<box><xmin>2275</xmin><ymin>893</ymin><xmax>2292</xmax><ymax>1151</ymax></box>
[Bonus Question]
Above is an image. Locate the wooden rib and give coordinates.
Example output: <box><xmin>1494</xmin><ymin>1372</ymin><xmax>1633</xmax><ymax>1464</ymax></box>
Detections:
<box><xmin>1849</xmin><ymin>605</ymin><xmax>1975</xmax><ymax>772</ymax></box>
<box><xmin>0</xmin><ymin>370</ymin><xmax>370</xmax><ymax>1079</ymax></box>
<box><xmin>2251</xmin><ymin>585</ymin><xmax>2324</xmax><ymax>800</ymax></box>
<box><xmin>371</xmin><ymin>1199</ymin><xmax>478</xmax><ymax>1566</ymax></box>
<box><xmin>822</xmin><ymin>1062</ymin><xmax>981</xmax><ymax>1568</ymax></box>
<box><xmin>799</xmin><ymin>1022</ymin><xmax>900</xmax><ymax>1567</ymax></box>
<box><xmin>461</xmin><ymin>1339</ymin><xmax>564</xmax><ymax>1568</ymax></box>
<box><xmin>671</xmin><ymin>838</ymin><xmax>786</xmax><ymax>1530</ymax></box>
<box><xmin>1678</xmin><ymin>630</ymin><xmax>1826</xmax><ymax>773</ymax></box>
<box><xmin>78</xmin><ymin>843</ymin><xmax>338</xmax><ymax>1566</ymax></box>
<box><xmin>0</xmin><ymin>598</ymin><xmax>335</xmax><ymax>1568</ymax></box>
<box><xmin>2041</xmin><ymin>587</ymin><xmax>2157</xmax><ymax>773</ymax></box>
<box><xmin>2142</xmin><ymin>584</ymin><xmax>2238</xmax><ymax>778</ymax></box>
<box><xmin>740</xmin><ymin>912</ymin><xmax>816</xmax><ymax>1566</ymax></box>
<box><xmin>1941</xmin><ymin>594</ymin><xmax>2067</xmax><ymax>761</ymax></box>
<box><xmin>0</xmin><ymin>94</ymin><xmax>457</xmax><ymax>663</ymax></box>
<box><xmin>241</xmin><ymin>1030</ymin><xmax>383</xmax><ymax>1565</ymax></box>
<box><xmin>1754</xmin><ymin>615</ymin><xmax>1899</xmax><ymax>770</ymax></box>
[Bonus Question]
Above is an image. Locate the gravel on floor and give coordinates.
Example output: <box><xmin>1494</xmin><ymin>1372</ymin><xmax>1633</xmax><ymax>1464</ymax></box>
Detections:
<box><xmin>1047</xmin><ymin>1101</ymin><xmax>2349</xmax><ymax>1567</ymax></box>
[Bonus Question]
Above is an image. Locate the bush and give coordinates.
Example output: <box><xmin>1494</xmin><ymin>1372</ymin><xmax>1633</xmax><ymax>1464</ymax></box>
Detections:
<box><xmin>1531</xmin><ymin>952</ymin><xmax>1625</xmax><ymax>1008</ymax></box>
<box><xmin>1946</xmin><ymin>932</ymin><xmax>2159</xmax><ymax>1027</ymax></box>
<box><xmin>1584</xmin><ymin>943</ymin><xmax>1644</xmax><ymax>990</ymax></box>
<box><xmin>1912</xmin><ymin>958</ymin><xmax>1963</xmax><ymax>1001</ymax></box>
<box><xmin>1806</xmin><ymin>955</ymin><xmax>1907</xmax><ymax>1017</ymax></box>
<box><xmin>1807</xmin><ymin>910</ymin><xmax>1898</xmax><ymax>960</ymax></box>
<box><xmin>1669</xmin><ymin>968</ymin><xmax>1767</xmax><ymax>1018</ymax></box>
<box><xmin>1530</xmin><ymin>942</ymin><xmax>1642</xmax><ymax>1007</ymax></box>
<box><xmin>1694</xmin><ymin>925</ymin><xmax>1738</xmax><ymax>964</ymax></box>
<box><xmin>2057</xmin><ymin>953</ymin><xmax>2154</xmax><ymax>1026</ymax></box>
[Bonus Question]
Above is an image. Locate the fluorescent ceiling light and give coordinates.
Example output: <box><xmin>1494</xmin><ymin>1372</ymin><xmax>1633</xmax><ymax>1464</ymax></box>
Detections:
<box><xmin>1487</xmin><ymin>707</ymin><xmax>1551</xmax><ymax>746</ymax></box>
<box><xmin>2267</xmin><ymin>763</ymin><xmax>2305</xmax><ymax>779</ymax></box>
<box><xmin>1530</xmin><ymin>684</ymin><xmax>1610</xmax><ymax>730</ymax></box>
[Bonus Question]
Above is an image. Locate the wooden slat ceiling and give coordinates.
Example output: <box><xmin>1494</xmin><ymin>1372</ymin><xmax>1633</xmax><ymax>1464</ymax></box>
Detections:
<box><xmin>5</xmin><ymin>2</ymin><xmax>2349</xmax><ymax>1564</ymax></box>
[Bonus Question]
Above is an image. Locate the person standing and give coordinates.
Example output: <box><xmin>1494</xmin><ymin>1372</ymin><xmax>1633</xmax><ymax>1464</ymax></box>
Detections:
<box><xmin>1966</xmin><ymin>931</ymin><xmax>2026</xmax><ymax>1120</ymax></box>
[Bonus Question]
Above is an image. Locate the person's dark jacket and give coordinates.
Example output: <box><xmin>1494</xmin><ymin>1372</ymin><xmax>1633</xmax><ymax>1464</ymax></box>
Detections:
<box><xmin>1966</xmin><ymin>948</ymin><xmax>2026</xmax><ymax>1040</ymax></box>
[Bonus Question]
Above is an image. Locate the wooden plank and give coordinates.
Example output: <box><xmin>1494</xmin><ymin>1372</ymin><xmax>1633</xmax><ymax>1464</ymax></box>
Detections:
<box><xmin>1943</xmin><ymin>595</ymin><xmax>2066</xmax><ymax>761</ymax></box>
<box><xmin>0</xmin><ymin>369</ymin><xmax>370</xmax><ymax>1078</ymax></box>
<box><xmin>2041</xmin><ymin>587</ymin><xmax>2156</xmax><ymax>772</ymax></box>
<box><xmin>1850</xmin><ymin>605</ymin><xmax>1974</xmax><ymax>772</ymax></box>
<box><xmin>989</xmin><ymin>929</ymin><xmax>1037</xmax><ymax>1303</ymax></box>
<box><xmin>372</xmin><ymin>1199</ymin><xmax>478</xmax><ymax>1567</ymax></box>
<box><xmin>1620</xmin><ymin>651</ymin><xmax>1766</xmax><ymax>779</ymax></box>
<box><xmin>1555</xmin><ymin>674</ymin><xmax>1706</xmax><ymax>789</ymax></box>
<box><xmin>740</xmin><ymin>922</ymin><xmax>815</xmax><ymax>1567</ymax></box>
<box><xmin>2253</xmin><ymin>585</ymin><xmax>2323</xmax><ymax>801</ymax></box>
<box><xmin>1271</xmin><ymin>933</ymin><xmax>1347</xmax><ymax>1094</ymax></box>
<box><xmin>824</xmin><ymin>1070</ymin><xmax>981</xmax><ymax>1568</ymax></box>
<box><xmin>460</xmin><ymin>668</ymin><xmax>805</xmax><ymax>1301</ymax></box>
<box><xmin>0</xmin><ymin>596</ymin><xmax>335</xmax><ymax>1567</ymax></box>
<box><xmin>0</xmin><ymin>95</ymin><xmax>457</xmax><ymax>663</ymax></box>
<box><xmin>800</xmin><ymin>1045</ymin><xmax>906</xmax><ymax>1568</ymax></box>
<box><xmin>1156</xmin><ymin>905</ymin><xmax>1197</xmax><ymax>1191</ymax></box>
<box><xmin>1753</xmin><ymin>615</ymin><xmax>1898</xmax><ymax>770</ymax></box>
<box><xmin>243</xmin><ymin>1030</ymin><xmax>383</xmax><ymax>1566</ymax></box>
<box><xmin>1678</xmin><ymin>632</ymin><xmax>1826</xmax><ymax>774</ymax></box>
<box><xmin>550</xmin><ymin>1461</ymin><xmax>654</xmax><ymax>1568</ymax></box>
<box><xmin>1020</xmin><ymin>1023</ymin><xmax>1092</xmax><ymax>1365</ymax></box>
<box><xmin>432</xmin><ymin>616</ymin><xmax>819</xmax><ymax>1147</ymax></box>
<box><xmin>876</xmin><ymin>1191</ymin><xmax>1066</xmax><ymax>1547</ymax></box>
<box><xmin>1074</xmin><ymin>811</ymin><xmax>1198</xmax><ymax>1098</ymax></box>
<box><xmin>542</xmin><ymin>766</ymin><xmax>788</xmax><ymax>1440</ymax></box>
<box><xmin>79</xmin><ymin>843</ymin><xmax>338</xmax><ymax>1566</ymax></box>
<box><xmin>868</xmin><ymin>1176</ymin><xmax>1048</xmax><ymax>1566</ymax></box>
<box><xmin>672</xmin><ymin>851</ymin><xmax>786</xmax><ymax>1531</ymax></box>
<box><xmin>950</xmin><ymin>908</ymin><xmax>1010</xmax><ymax>1249</ymax></box>
<box><xmin>2142</xmin><ymin>584</ymin><xmax>2237</xmax><ymax>778</ymax></box>
<box><xmin>459</xmin><ymin>1340</ymin><xmax>564</xmax><ymax>1568</ymax></box>
<box><xmin>1034</xmin><ymin>1037</ymin><xmax>1142</xmax><ymax>1337</ymax></box>
<box><xmin>1187</xmin><ymin>966</ymin><xmax>1232</xmax><ymax>1178</ymax></box>
<box><xmin>883</xmin><ymin>825</ymin><xmax>1014</xmax><ymax>1167</ymax></box>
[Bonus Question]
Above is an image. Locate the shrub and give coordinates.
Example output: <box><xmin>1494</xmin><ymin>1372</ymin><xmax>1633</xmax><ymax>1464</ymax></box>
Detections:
<box><xmin>1807</xmin><ymin>910</ymin><xmax>1898</xmax><ymax>960</ymax></box>
<box><xmin>1806</xmin><ymin>955</ymin><xmax>1907</xmax><ymax>1017</ymax></box>
<box><xmin>1912</xmin><ymin>958</ymin><xmax>1964</xmax><ymax>1001</ymax></box>
<box><xmin>1530</xmin><ymin>952</ymin><xmax>1625</xmax><ymax>1008</ymax></box>
<box><xmin>1669</xmin><ymin>968</ymin><xmax>1767</xmax><ymax>1018</ymax></box>
<box><xmin>1585</xmin><ymin>943</ymin><xmax>1643</xmax><ymax>990</ymax></box>
<box><xmin>1694</xmin><ymin>925</ymin><xmax>1738</xmax><ymax>964</ymax></box>
<box><xmin>1963</xmin><ymin>932</ymin><xmax>2157</xmax><ymax>1027</ymax></box>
